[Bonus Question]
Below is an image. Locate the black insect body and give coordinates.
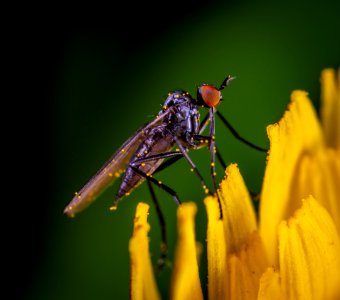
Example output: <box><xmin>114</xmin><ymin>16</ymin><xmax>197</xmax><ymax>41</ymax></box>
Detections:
<box><xmin>116</xmin><ymin>91</ymin><xmax>200</xmax><ymax>205</ymax></box>
<box><xmin>64</xmin><ymin>75</ymin><xmax>267</xmax><ymax>267</ymax></box>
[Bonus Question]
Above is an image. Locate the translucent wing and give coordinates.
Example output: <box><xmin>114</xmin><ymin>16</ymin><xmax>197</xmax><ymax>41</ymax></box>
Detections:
<box><xmin>64</xmin><ymin>110</ymin><xmax>172</xmax><ymax>217</ymax></box>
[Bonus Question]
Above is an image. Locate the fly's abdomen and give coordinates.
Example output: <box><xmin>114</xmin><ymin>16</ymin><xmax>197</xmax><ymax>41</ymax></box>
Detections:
<box><xmin>117</xmin><ymin>133</ymin><xmax>174</xmax><ymax>199</ymax></box>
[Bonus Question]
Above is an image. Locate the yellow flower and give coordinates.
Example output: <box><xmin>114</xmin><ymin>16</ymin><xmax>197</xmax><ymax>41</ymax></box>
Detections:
<box><xmin>260</xmin><ymin>68</ymin><xmax>340</xmax><ymax>265</ymax></box>
<box><xmin>129</xmin><ymin>69</ymin><xmax>340</xmax><ymax>299</ymax></box>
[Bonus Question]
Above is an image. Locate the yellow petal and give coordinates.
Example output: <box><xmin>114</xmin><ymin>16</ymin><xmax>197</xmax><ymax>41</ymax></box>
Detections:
<box><xmin>260</xmin><ymin>91</ymin><xmax>324</xmax><ymax>265</ymax></box>
<box><xmin>170</xmin><ymin>202</ymin><xmax>203</xmax><ymax>300</ymax></box>
<box><xmin>129</xmin><ymin>202</ymin><xmax>161</xmax><ymax>300</ymax></box>
<box><xmin>204</xmin><ymin>196</ymin><xmax>228</xmax><ymax>300</ymax></box>
<box><xmin>218</xmin><ymin>163</ymin><xmax>257</xmax><ymax>253</ymax></box>
<box><xmin>278</xmin><ymin>196</ymin><xmax>340</xmax><ymax>300</ymax></box>
<box><xmin>292</xmin><ymin>148</ymin><xmax>340</xmax><ymax>232</ymax></box>
<box><xmin>258</xmin><ymin>268</ymin><xmax>285</xmax><ymax>300</ymax></box>
<box><xmin>320</xmin><ymin>68</ymin><xmax>340</xmax><ymax>149</ymax></box>
<box><xmin>228</xmin><ymin>232</ymin><xmax>268</xmax><ymax>300</ymax></box>
<box><xmin>229</xmin><ymin>255</ymin><xmax>258</xmax><ymax>300</ymax></box>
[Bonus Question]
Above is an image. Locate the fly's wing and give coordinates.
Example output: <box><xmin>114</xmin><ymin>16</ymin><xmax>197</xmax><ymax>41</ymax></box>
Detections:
<box><xmin>64</xmin><ymin>109</ymin><xmax>172</xmax><ymax>217</ymax></box>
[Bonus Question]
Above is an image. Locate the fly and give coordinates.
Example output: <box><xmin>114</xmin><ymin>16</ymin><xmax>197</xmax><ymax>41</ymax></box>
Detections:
<box><xmin>64</xmin><ymin>75</ymin><xmax>267</xmax><ymax>268</ymax></box>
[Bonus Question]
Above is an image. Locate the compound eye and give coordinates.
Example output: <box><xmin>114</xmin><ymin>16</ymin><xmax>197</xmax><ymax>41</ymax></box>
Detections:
<box><xmin>199</xmin><ymin>85</ymin><xmax>221</xmax><ymax>107</ymax></box>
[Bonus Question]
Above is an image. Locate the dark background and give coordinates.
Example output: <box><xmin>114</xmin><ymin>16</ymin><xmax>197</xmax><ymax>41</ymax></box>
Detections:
<box><xmin>11</xmin><ymin>0</ymin><xmax>339</xmax><ymax>299</ymax></box>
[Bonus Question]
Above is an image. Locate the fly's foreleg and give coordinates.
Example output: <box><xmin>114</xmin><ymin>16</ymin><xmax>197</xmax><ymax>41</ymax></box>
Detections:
<box><xmin>195</xmin><ymin>109</ymin><xmax>223</xmax><ymax>218</ymax></box>
<box><xmin>207</xmin><ymin>108</ymin><xmax>222</xmax><ymax>216</ymax></box>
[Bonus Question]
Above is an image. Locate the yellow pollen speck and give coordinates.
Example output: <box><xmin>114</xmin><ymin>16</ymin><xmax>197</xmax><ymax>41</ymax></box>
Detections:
<box><xmin>141</xmin><ymin>163</ymin><xmax>146</xmax><ymax>167</ymax></box>
<box><xmin>109</xmin><ymin>205</ymin><xmax>117</xmax><ymax>211</ymax></box>
<box><xmin>168</xmin><ymin>92</ymin><xmax>171</xmax><ymax>96</ymax></box>
<box><xmin>77</xmin><ymin>195</ymin><xmax>81</xmax><ymax>199</ymax></box>
<box><xmin>211</xmin><ymin>162</ymin><xmax>215</xmax><ymax>167</ymax></box>
<box><xmin>137</xmin><ymin>154</ymin><xmax>141</xmax><ymax>157</ymax></box>
<box><xmin>115</xmin><ymin>172</ymin><xmax>120</xmax><ymax>177</ymax></box>
<box><xmin>176</xmin><ymin>148</ymin><xmax>180</xmax><ymax>152</ymax></box>
<box><xmin>108</xmin><ymin>172</ymin><xmax>113</xmax><ymax>177</ymax></box>
<box><xmin>121</xmin><ymin>149</ymin><xmax>125</xmax><ymax>153</ymax></box>
<box><xmin>158</xmin><ymin>181</ymin><xmax>162</xmax><ymax>185</ymax></box>
<box><xmin>175</xmin><ymin>94</ymin><xmax>179</xmax><ymax>98</ymax></box>
<box><xmin>204</xmin><ymin>188</ymin><xmax>209</xmax><ymax>194</ymax></box>
<box><xmin>200</xmin><ymin>140</ymin><xmax>204</xmax><ymax>143</ymax></box>
<box><xmin>125</xmin><ymin>192</ymin><xmax>130</xmax><ymax>196</ymax></box>
<box><xmin>74</xmin><ymin>192</ymin><xmax>78</xmax><ymax>195</ymax></box>
<box><xmin>205</xmin><ymin>139</ymin><xmax>209</xmax><ymax>144</ymax></box>
<box><xmin>202</xmin><ymin>185</ymin><xmax>207</xmax><ymax>189</ymax></box>
<box><xmin>163</xmin><ymin>105</ymin><xmax>167</xmax><ymax>110</ymax></box>
<box><xmin>156</xmin><ymin>115</ymin><xmax>159</xmax><ymax>119</ymax></box>
<box><xmin>111</xmin><ymin>159</ymin><xmax>115</xmax><ymax>162</ymax></box>
<box><xmin>190</xmin><ymin>168</ymin><xmax>194</xmax><ymax>172</ymax></box>
<box><xmin>146</xmin><ymin>173</ymin><xmax>150</xmax><ymax>177</ymax></box>
<box><xmin>213</xmin><ymin>172</ymin><xmax>217</xmax><ymax>176</ymax></box>
<box><xmin>144</xmin><ymin>150</ymin><xmax>148</xmax><ymax>154</ymax></box>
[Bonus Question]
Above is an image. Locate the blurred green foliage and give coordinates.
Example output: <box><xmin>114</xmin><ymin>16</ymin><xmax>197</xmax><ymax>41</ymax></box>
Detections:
<box><xmin>28</xmin><ymin>0</ymin><xmax>339</xmax><ymax>299</ymax></box>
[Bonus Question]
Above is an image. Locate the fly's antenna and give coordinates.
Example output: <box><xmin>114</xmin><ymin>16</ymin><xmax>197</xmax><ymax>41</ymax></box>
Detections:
<box><xmin>219</xmin><ymin>75</ymin><xmax>236</xmax><ymax>91</ymax></box>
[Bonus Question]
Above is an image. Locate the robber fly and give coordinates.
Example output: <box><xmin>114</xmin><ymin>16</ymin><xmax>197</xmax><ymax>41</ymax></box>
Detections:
<box><xmin>64</xmin><ymin>75</ymin><xmax>267</xmax><ymax>267</ymax></box>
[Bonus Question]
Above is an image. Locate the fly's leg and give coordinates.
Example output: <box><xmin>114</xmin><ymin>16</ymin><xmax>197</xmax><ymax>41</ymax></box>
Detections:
<box><xmin>208</xmin><ymin>108</ymin><xmax>218</xmax><ymax>193</ymax></box>
<box><xmin>194</xmin><ymin>135</ymin><xmax>227</xmax><ymax>170</ymax></box>
<box><xmin>110</xmin><ymin>152</ymin><xmax>183</xmax><ymax>210</ymax></box>
<box><xmin>198</xmin><ymin>112</ymin><xmax>210</xmax><ymax>134</ymax></box>
<box><xmin>131</xmin><ymin>152</ymin><xmax>185</xmax><ymax>271</ymax></box>
<box><xmin>208</xmin><ymin>108</ymin><xmax>223</xmax><ymax>218</ymax></box>
<box><xmin>131</xmin><ymin>151</ymin><xmax>183</xmax><ymax>167</ymax></box>
<box><xmin>194</xmin><ymin>109</ymin><xmax>223</xmax><ymax>218</ymax></box>
<box><xmin>130</xmin><ymin>166</ymin><xmax>181</xmax><ymax>206</ymax></box>
<box><xmin>200</xmin><ymin>110</ymin><xmax>268</xmax><ymax>152</ymax></box>
<box><xmin>146</xmin><ymin>180</ymin><xmax>169</xmax><ymax>271</ymax></box>
<box><xmin>173</xmin><ymin>136</ymin><xmax>212</xmax><ymax>196</ymax></box>
<box><xmin>153</xmin><ymin>155</ymin><xmax>183</xmax><ymax>174</ymax></box>
<box><xmin>215</xmin><ymin>144</ymin><xmax>227</xmax><ymax>170</ymax></box>
<box><xmin>216</xmin><ymin>110</ymin><xmax>268</xmax><ymax>152</ymax></box>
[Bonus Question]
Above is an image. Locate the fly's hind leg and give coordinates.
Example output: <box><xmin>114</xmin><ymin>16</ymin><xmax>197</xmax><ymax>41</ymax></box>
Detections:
<box><xmin>130</xmin><ymin>165</ymin><xmax>181</xmax><ymax>205</ymax></box>
<box><xmin>130</xmin><ymin>164</ymin><xmax>182</xmax><ymax>271</ymax></box>
<box><xmin>147</xmin><ymin>180</ymin><xmax>169</xmax><ymax>270</ymax></box>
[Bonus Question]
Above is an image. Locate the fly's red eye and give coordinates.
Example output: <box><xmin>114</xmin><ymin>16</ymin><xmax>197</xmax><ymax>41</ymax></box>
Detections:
<box><xmin>199</xmin><ymin>85</ymin><xmax>221</xmax><ymax>107</ymax></box>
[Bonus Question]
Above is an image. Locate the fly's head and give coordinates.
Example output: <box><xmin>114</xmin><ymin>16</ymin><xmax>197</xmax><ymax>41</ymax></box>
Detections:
<box><xmin>196</xmin><ymin>75</ymin><xmax>235</xmax><ymax>109</ymax></box>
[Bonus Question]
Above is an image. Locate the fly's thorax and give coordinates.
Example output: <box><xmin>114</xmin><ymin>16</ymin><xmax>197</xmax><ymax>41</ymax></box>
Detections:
<box><xmin>161</xmin><ymin>90</ymin><xmax>194</xmax><ymax>111</ymax></box>
<box><xmin>170</xmin><ymin>103</ymin><xmax>200</xmax><ymax>147</ymax></box>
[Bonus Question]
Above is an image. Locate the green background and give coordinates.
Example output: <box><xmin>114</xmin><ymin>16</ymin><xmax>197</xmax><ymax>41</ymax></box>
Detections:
<box><xmin>24</xmin><ymin>0</ymin><xmax>339</xmax><ymax>299</ymax></box>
